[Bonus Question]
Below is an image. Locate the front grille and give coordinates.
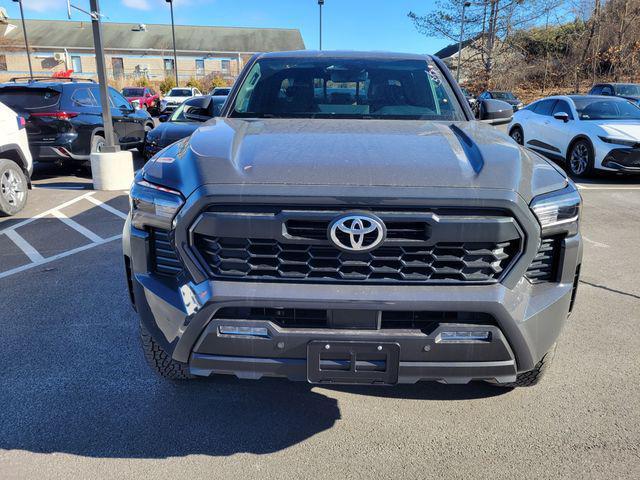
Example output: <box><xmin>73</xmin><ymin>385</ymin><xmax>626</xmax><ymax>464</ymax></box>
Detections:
<box><xmin>150</xmin><ymin>229</ymin><xmax>183</xmax><ymax>277</ymax></box>
<box><xmin>194</xmin><ymin>236</ymin><xmax>519</xmax><ymax>283</ymax></box>
<box><xmin>525</xmin><ymin>237</ymin><xmax>561</xmax><ymax>283</ymax></box>
<box><xmin>213</xmin><ymin>307</ymin><xmax>495</xmax><ymax>331</ymax></box>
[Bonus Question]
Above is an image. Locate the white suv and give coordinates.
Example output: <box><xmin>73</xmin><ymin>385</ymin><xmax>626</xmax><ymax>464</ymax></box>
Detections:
<box><xmin>0</xmin><ymin>101</ymin><xmax>32</xmax><ymax>216</ymax></box>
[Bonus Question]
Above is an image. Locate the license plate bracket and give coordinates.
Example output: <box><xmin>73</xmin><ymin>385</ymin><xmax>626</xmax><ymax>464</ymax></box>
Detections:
<box><xmin>307</xmin><ymin>341</ymin><xmax>400</xmax><ymax>385</ymax></box>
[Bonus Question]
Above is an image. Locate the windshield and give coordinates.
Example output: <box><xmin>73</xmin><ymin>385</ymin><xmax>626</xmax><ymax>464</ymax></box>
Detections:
<box><xmin>168</xmin><ymin>89</ymin><xmax>193</xmax><ymax>97</ymax></box>
<box><xmin>122</xmin><ymin>88</ymin><xmax>144</xmax><ymax>97</ymax></box>
<box><xmin>491</xmin><ymin>91</ymin><xmax>516</xmax><ymax>100</ymax></box>
<box><xmin>230</xmin><ymin>57</ymin><xmax>465</xmax><ymax>120</ymax></box>
<box><xmin>572</xmin><ymin>97</ymin><xmax>640</xmax><ymax>120</ymax></box>
<box><xmin>614</xmin><ymin>84</ymin><xmax>640</xmax><ymax>96</ymax></box>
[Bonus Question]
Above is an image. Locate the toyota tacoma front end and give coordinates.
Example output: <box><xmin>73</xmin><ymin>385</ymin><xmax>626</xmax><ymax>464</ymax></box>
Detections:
<box><xmin>123</xmin><ymin>51</ymin><xmax>582</xmax><ymax>387</ymax></box>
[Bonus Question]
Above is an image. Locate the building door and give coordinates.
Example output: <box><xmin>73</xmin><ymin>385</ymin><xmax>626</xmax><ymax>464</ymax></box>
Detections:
<box><xmin>111</xmin><ymin>57</ymin><xmax>124</xmax><ymax>80</ymax></box>
<box><xmin>164</xmin><ymin>59</ymin><xmax>175</xmax><ymax>77</ymax></box>
<box><xmin>195</xmin><ymin>59</ymin><xmax>204</xmax><ymax>77</ymax></box>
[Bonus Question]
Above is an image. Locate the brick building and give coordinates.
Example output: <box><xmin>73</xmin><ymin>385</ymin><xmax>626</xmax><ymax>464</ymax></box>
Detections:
<box><xmin>0</xmin><ymin>19</ymin><xmax>304</xmax><ymax>82</ymax></box>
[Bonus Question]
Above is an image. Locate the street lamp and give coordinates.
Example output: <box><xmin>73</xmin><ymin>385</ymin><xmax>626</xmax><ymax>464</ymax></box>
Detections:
<box><xmin>456</xmin><ymin>1</ymin><xmax>471</xmax><ymax>83</ymax></box>
<box><xmin>11</xmin><ymin>0</ymin><xmax>33</xmax><ymax>80</ymax></box>
<box><xmin>318</xmin><ymin>0</ymin><xmax>324</xmax><ymax>50</ymax></box>
<box><xmin>66</xmin><ymin>0</ymin><xmax>134</xmax><ymax>191</ymax></box>
<box><xmin>166</xmin><ymin>0</ymin><xmax>179</xmax><ymax>87</ymax></box>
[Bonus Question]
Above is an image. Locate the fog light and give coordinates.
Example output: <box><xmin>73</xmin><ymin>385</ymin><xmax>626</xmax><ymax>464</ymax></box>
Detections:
<box><xmin>436</xmin><ymin>331</ymin><xmax>491</xmax><ymax>343</ymax></box>
<box><xmin>218</xmin><ymin>325</ymin><xmax>270</xmax><ymax>338</ymax></box>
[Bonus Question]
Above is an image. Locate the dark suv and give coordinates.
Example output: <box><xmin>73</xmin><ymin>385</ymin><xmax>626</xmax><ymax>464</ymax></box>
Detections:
<box><xmin>124</xmin><ymin>51</ymin><xmax>582</xmax><ymax>388</ymax></box>
<box><xmin>0</xmin><ymin>77</ymin><xmax>154</xmax><ymax>165</ymax></box>
<box><xmin>588</xmin><ymin>83</ymin><xmax>640</xmax><ymax>105</ymax></box>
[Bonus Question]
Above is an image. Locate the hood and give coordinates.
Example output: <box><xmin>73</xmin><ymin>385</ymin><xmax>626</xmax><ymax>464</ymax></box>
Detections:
<box><xmin>147</xmin><ymin>121</ymin><xmax>200</xmax><ymax>147</ymax></box>
<box><xmin>596</xmin><ymin>121</ymin><xmax>640</xmax><ymax>140</ymax></box>
<box><xmin>125</xmin><ymin>96</ymin><xmax>145</xmax><ymax>103</ymax></box>
<box><xmin>143</xmin><ymin>118</ymin><xmax>567</xmax><ymax>202</ymax></box>
<box><xmin>164</xmin><ymin>96</ymin><xmax>190</xmax><ymax>102</ymax></box>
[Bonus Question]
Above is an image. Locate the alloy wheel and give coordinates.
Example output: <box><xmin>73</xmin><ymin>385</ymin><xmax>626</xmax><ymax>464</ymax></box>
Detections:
<box><xmin>1</xmin><ymin>168</ymin><xmax>26</xmax><ymax>207</ymax></box>
<box><xmin>570</xmin><ymin>143</ymin><xmax>589</xmax><ymax>175</ymax></box>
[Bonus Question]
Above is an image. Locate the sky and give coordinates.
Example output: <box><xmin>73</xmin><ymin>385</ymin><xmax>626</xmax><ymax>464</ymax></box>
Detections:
<box><xmin>2</xmin><ymin>0</ymin><xmax>448</xmax><ymax>54</ymax></box>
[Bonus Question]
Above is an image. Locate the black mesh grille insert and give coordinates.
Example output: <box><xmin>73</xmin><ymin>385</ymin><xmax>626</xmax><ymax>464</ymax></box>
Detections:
<box><xmin>150</xmin><ymin>229</ymin><xmax>183</xmax><ymax>277</ymax></box>
<box><xmin>525</xmin><ymin>237</ymin><xmax>560</xmax><ymax>283</ymax></box>
<box><xmin>213</xmin><ymin>307</ymin><xmax>495</xmax><ymax>331</ymax></box>
<box><xmin>195</xmin><ymin>236</ymin><xmax>519</xmax><ymax>284</ymax></box>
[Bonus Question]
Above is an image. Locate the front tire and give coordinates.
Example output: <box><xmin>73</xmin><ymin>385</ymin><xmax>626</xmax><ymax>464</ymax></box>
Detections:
<box><xmin>567</xmin><ymin>139</ymin><xmax>595</xmax><ymax>177</ymax></box>
<box><xmin>0</xmin><ymin>158</ymin><xmax>28</xmax><ymax>216</ymax></box>
<box><xmin>510</xmin><ymin>126</ymin><xmax>524</xmax><ymax>145</ymax></box>
<box><xmin>492</xmin><ymin>343</ymin><xmax>556</xmax><ymax>388</ymax></box>
<box><xmin>139</xmin><ymin>322</ymin><xmax>194</xmax><ymax>380</ymax></box>
<box><xmin>91</xmin><ymin>134</ymin><xmax>106</xmax><ymax>154</ymax></box>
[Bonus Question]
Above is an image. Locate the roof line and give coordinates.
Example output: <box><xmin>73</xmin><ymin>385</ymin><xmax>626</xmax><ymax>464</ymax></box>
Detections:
<box><xmin>8</xmin><ymin>18</ymin><xmax>301</xmax><ymax>32</ymax></box>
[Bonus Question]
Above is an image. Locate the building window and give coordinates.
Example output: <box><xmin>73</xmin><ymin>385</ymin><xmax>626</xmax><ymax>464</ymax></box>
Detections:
<box><xmin>0</xmin><ymin>54</ymin><xmax>6</xmax><ymax>71</ymax></box>
<box><xmin>71</xmin><ymin>56</ymin><xmax>82</xmax><ymax>73</ymax></box>
<box><xmin>164</xmin><ymin>58</ymin><xmax>175</xmax><ymax>75</ymax></box>
<box><xmin>221</xmin><ymin>59</ymin><xmax>230</xmax><ymax>73</ymax></box>
<box><xmin>195</xmin><ymin>59</ymin><xmax>204</xmax><ymax>76</ymax></box>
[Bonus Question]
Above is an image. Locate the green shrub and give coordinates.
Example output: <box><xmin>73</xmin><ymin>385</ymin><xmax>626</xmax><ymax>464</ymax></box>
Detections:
<box><xmin>159</xmin><ymin>77</ymin><xmax>176</xmax><ymax>94</ymax></box>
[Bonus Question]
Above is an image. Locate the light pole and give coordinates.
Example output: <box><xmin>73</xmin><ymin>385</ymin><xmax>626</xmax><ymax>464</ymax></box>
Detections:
<box><xmin>11</xmin><ymin>0</ymin><xmax>33</xmax><ymax>80</ymax></box>
<box><xmin>318</xmin><ymin>0</ymin><xmax>324</xmax><ymax>50</ymax></box>
<box><xmin>166</xmin><ymin>0</ymin><xmax>179</xmax><ymax>87</ymax></box>
<box><xmin>68</xmin><ymin>0</ymin><xmax>133</xmax><ymax>192</ymax></box>
<box><xmin>67</xmin><ymin>0</ymin><xmax>118</xmax><ymax>150</ymax></box>
<box><xmin>456</xmin><ymin>1</ymin><xmax>471</xmax><ymax>83</ymax></box>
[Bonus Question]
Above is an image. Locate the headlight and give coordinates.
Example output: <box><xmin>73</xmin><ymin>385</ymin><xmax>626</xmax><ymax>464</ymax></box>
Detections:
<box><xmin>598</xmin><ymin>136</ymin><xmax>638</xmax><ymax>148</ymax></box>
<box><xmin>517</xmin><ymin>103</ymin><xmax>524</xmax><ymax>109</ymax></box>
<box><xmin>530</xmin><ymin>184</ymin><xmax>581</xmax><ymax>236</ymax></box>
<box><xmin>130</xmin><ymin>179</ymin><xmax>184</xmax><ymax>230</ymax></box>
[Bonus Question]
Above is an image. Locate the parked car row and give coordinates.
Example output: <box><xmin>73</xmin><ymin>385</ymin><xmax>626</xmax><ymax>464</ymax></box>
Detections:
<box><xmin>143</xmin><ymin>95</ymin><xmax>227</xmax><ymax>160</ymax></box>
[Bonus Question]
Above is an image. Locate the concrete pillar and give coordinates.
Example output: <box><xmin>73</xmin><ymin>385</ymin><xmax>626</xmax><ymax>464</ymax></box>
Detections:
<box><xmin>90</xmin><ymin>151</ymin><xmax>135</xmax><ymax>191</ymax></box>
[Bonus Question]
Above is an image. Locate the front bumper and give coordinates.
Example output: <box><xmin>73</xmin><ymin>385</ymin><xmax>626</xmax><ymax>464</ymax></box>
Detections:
<box><xmin>124</xmin><ymin>214</ymin><xmax>582</xmax><ymax>385</ymax></box>
<box><xmin>601</xmin><ymin>147</ymin><xmax>640</xmax><ymax>173</ymax></box>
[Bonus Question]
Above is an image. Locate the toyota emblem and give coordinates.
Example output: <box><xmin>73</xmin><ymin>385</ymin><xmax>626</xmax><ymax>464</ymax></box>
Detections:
<box><xmin>328</xmin><ymin>213</ymin><xmax>386</xmax><ymax>252</ymax></box>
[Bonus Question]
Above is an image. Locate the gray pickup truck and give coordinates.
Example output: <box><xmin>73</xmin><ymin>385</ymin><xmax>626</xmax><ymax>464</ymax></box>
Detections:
<box><xmin>124</xmin><ymin>51</ymin><xmax>582</xmax><ymax>388</ymax></box>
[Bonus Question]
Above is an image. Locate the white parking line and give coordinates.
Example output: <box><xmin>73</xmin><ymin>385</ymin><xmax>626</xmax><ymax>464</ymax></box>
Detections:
<box><xmin>0</xmin><ymin>234</ymin><xmax>122</xmax><ymax>280</ymax></box>
<box><xmin>0</xmin><ymin>192</ymin><xmax>96</xmax><ymax>236</ymax></box>
<box><xmin>577</xmin><ymin>184</ymin><xmax>640</xmax><ymax>190</ymax></box>
<box><xmin>4</xmin><ymin>230</ymin><xmax>45</xmax><ymax>263</ymax></box>
<box><xmin>51</xmin><ymin>210</ymin><xmax>104</xmax><ymax>243</ymax></box>
<box><xmin>583</xmin><ymin>237</ymin><xmax>610</xmax><ymax>248</ymax></box>
<box><xmin>0</xmin><ymin>190</ymin><xmax>129</xmax><ymax>280</ymax></box>
<box><xmin>85</xmin><ymin>195</ymin><xmax>129</xmax><ymax>220</ymax></box>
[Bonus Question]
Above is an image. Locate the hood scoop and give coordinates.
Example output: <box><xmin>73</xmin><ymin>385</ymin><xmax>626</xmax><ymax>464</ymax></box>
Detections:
<box><xmin>448</xmin><ymin>124</ymin><xmax>485</xmax><ymax>174</ymax></box>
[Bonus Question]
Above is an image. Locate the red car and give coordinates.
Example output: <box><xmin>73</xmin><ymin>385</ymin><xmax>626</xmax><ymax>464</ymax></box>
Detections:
<box><xmin>122</xmin><ymin>86</ymin><xmax>160</xmax><ymax>114</ymax></box>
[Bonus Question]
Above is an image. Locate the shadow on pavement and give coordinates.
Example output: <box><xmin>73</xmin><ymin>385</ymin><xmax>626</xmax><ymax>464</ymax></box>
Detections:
<box><xmin>323</xmin><ymin>381</ymin><xmax>510</xmax><ymax>401</ymax></box>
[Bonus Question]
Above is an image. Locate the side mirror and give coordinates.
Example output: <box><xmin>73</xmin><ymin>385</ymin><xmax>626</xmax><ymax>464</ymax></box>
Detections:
<box><xmin>553</xmin><ymin>112</ymin><xmax>569</xmax><ymax>123</ymax></box>
<box><xmin>478</xmin><ymin>99</ymin><xmax>513</xmax><ymax>125</ymax></box>
<box><xmin>158</xmin><ymin>114</ymin><xmax>169</xmax><ymax>123</ymax></box>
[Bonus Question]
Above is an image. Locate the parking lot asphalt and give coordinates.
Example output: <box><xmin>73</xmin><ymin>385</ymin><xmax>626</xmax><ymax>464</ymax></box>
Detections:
<box><xmin>1</xmin><ymin>161</ymin><xmax>639</xmax><ymax>479</ymax></box>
